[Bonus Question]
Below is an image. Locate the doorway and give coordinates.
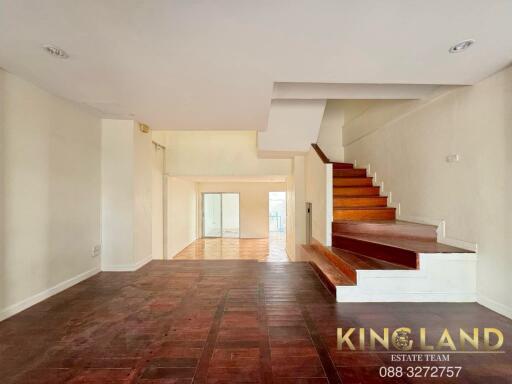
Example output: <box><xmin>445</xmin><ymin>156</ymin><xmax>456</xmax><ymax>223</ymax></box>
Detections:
<box><xmin>202</xmin><ymin>192</ymin><xmax>240</xmax><ymax>238</ymax></box>
<box><xmin>268</xmin><ymin>191</ymin><xmax>286</xmax><ymax>255</ymax></box>
<box><xmin>269</xmin><ymin>191</ymin><xmax>286</xmax><ymax>233</ymax></box>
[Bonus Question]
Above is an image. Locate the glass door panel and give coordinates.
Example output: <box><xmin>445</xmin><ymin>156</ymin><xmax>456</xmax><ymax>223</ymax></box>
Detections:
<box><xmin>221</xmin><ymin>193</ymin><xmax>240</xmax><ymax>238</ymax></box>
<box><xmin>203</xmin><ymin>193</ymin><xmax>222</xmax><ymax>237</ymax></box>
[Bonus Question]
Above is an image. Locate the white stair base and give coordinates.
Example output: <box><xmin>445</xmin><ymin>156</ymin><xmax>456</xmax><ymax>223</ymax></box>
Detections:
<box><xmin>336</xmin><ymin>253</ymin><xmax>477</xmax><ymax>302</ymax></box>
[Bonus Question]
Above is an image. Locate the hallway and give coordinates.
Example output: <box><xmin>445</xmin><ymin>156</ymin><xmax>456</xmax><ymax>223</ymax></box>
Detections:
<box><xmin>174</xmin><ymin>233</ymin><xmax>289</xmax><ymax>262</ymax></box>
<box><xmin>1</xmin><ymin>260</ymin><xmax>511</xmax><ymax>383</ymax></box>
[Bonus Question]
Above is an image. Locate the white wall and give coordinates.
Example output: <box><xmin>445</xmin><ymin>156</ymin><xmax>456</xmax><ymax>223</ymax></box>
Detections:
<box><xmin>163</xmin><ymin>130</ymin><xmax>291</xmax><ymax>177</ymax></box>
<box><xmin>0</xmin><ymin>69</ymin><xmax>101</xmax><ymax>320</ymax></box>
<box><xmin>304</xmin><ymin>149</ymin><xmax>332</xmax><ymax>245</ymax></box>
<box><xmin>286</xmin><ymin>155</ymin><xmax>307</xmax><ymax>259</ymax></box>
<box><xmin>101</xmin><ymin>119</ymin><xmax>152</xmax><ymax>270</ymax></box>
<box><xmin>197</xmin><ymin>182</ymin><xmax>286</xmax><ymax>238</ymax></box>
<box><xmin>133</xmin><ymin>124</ymin><xmax>153</xmax><ymax>265</ymax></box>
<box><xmin>344</xmin><ymin>65</ymin><xmax>512</xmax><ymax>318</ymax></box>
<box><xmin>317</xmin><ymin>100</ymin><xmax>345</xmax><ymax>162</ymax></box>
<box><xmin>258</xmin><ymin>99</ymin><xmax>326</xmax><ymax>154</ymax></box>
<box><xmin>286</xmin><ymin>175</ymin><xmax>296</xmax><ymax>258</ymax></box>
<box><xmin>101</xmin><ymin>120</ymin><xmax>134</xmax><ymax>268</ymax></box>
<box><xmin>152</xmin><ymin>145</ymin><xmax>164</xmax><ymax>259</ymax></box>
<box><xmin>167</xmin><ymin>177</ymin><xmax>197</xmax><ymax>258</ymax></box>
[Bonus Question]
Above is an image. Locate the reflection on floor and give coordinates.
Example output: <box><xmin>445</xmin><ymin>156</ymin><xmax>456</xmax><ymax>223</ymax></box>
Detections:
<box><xmin>1</xmin><ymin>260</ymin><xmax>511</xmax><ymax>383</ymax></box>
<box><xmin>174</xmin><ymin>232</ymin><xmax>289</xmax><ymax>262</ymax></box>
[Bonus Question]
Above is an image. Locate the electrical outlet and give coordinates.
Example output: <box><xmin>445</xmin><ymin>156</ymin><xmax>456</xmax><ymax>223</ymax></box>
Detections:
<box><xmin>92</xmin><ymin>244</ymin><xmax>101</xmax><ymax>258</ymax></box>
<box><xmin>446</xmin><ymin>154</ymin><xmax>460</xmax><ymax>163</ymax></box>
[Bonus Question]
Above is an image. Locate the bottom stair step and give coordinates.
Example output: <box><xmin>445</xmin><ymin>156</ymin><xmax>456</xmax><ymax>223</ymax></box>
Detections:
<box><xmin>300</xmin><ymin>245</ymin><xmax>354</xmax><ymax>295</ymax></box>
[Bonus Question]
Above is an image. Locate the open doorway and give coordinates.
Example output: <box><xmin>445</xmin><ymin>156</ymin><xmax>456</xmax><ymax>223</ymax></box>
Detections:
<box><xmin>202</xmin><ymin>192</ymin><xmax>240</xmax><ymax>238</ymax></box>
<box><xmin>269</xmin><ymin>191</ymin><xmax>286</xmax><ymax>257</ymax></box>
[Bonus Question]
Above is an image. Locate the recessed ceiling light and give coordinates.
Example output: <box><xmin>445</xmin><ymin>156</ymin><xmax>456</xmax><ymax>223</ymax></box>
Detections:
<box><xmin>449</xmin><ymin>39</ymin><xmax>475</xmax><ymax>53</ymax></box>
<box><xmin>43</xmin><ymin>44</ymin><xmax>69</xmax><ymax>59</ymax></box>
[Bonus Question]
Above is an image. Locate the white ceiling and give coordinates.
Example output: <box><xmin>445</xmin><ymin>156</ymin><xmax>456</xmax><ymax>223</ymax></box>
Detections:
<box><xmin>176</xmin><ymin>176</ymin><xmax>287</xmax><ymax>183</ymax></box>
<box><xmin>1</xmin><ymin>0</ymin><xmax>511</xmax><ymax>131</ymax></box>
<box><xmin>272</xmin><ymin>83</ymin><xmax>450</xmax><ymax>100</ymax></box>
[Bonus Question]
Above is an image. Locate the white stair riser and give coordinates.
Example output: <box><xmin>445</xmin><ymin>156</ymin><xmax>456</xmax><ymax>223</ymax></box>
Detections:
<box><xmin>336</xmin><ymin>253</ymin><xmax>477</xmax><ymax>302</ymax></box>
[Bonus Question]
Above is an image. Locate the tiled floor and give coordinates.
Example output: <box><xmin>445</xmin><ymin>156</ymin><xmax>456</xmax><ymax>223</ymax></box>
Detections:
<box><xmin>1</xmin><ymin>259</ymin><xmax>511</xmax><ymax>383</ymax></box>
<box><xmin>174</xmin><ymin>233</ymin><xmax>289</xmax><ymax>262</ymax></box>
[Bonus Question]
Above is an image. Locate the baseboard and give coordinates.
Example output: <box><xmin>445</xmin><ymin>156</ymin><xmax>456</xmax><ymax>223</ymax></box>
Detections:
<box><xmin>168</xmin><ymin>239</ymin><xmax>197</xmax><ymax>259</ymax></box>
<box><xmin>101</xmin><ymin>254</ymin><xmax>152</xmax><ymax>272</ymax></box>
<box><xmin>398</xmin><ymin>214</ymin><xmax>478</xmax><ymax>252</ymax></box>
<box><xmin>478</xmin><ymin>294</ymin><xmax>512</xmax><ymax>320</ymax></box>
<box><xmin>0</xmin><ymin>266</ymin><xmax>100</xmax><ymax>322</ymax></box>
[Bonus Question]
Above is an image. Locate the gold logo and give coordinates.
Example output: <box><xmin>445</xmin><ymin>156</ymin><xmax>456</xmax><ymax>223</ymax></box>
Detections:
<box><xmin>337</xmin><ymin>327</ymin><xmax>504</xmax><ymax>352</ymax></box>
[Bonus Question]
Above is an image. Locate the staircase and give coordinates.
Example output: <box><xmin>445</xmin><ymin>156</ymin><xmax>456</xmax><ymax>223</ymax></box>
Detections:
<box><xmin>306</xmin><ymin>144</ymin><xmax>477</xmax><ymax>302</ymax></box>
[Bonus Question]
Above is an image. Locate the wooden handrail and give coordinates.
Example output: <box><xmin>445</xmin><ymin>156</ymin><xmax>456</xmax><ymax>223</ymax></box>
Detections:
<box><xmin>311</xmin><ymin>143</ymin><xmax>331</xmax><ymax>163</ymax></box>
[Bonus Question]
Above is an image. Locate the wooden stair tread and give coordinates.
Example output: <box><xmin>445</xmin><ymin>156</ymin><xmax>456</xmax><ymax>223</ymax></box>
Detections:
<box><xmin>333</xmin><ymin>206</ymin><xmax>394</xmax><ymax>211</ymax></box>
<box><xmin>333</xmin><ymin>219</ymin><xmax>437</xmax><ymax>227</ymax></box>
<box><xmin>332</xmin><ymin>220</ymin><xmax>438</xmax><ymax>241</ymax></box>
<box><xmin>332</xmin><ymin>233</ymin><xmax>473</xmax><ymax>254</ymax></box>
<box><xmin>301</xmin><ymin>245</ymin><xmax>354</xmax><ymax>292</ymax></box>
<box><xmin>333</xmin><ymin>168</ymin><xmax>367</xmax><ymax>177</ymax></box>
<box><xmin>334</xmin><ymin>195</ymin><xmax>387</xmax><ymax>199</ymax></box>
<box><xmin>329</xmin><ymin>247</ymin><xmax>412</xmax><ymax>270</ymax></box>
<box><xmin>333</xmin><ymin>186</ymin><xmax>381</xmax><ymax>196</ymax></box>
<box><xmin>332</xmin><ymin>162</ymin><xmax>354</xmax><ymax>169</ymax></box>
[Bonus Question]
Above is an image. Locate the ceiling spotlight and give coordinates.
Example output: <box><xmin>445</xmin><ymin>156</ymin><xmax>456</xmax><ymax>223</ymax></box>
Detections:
<box><xmin>449</xmin><ymin>39</ymin><xmax>475</xmax><ymax>53</ymax></box>
<box><xmin>43</xmin><ymin>44</ymin><xmax>69</xmax><ymax>59</ymax></box>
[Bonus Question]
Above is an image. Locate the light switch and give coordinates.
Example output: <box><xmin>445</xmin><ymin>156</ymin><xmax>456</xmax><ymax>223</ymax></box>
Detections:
<box><xmin>446</xmin><ymin>154</ymin><xmax>460</xmax><ymax>163</ymax></box>
<box><xmin>92</xmin><ymin>245</ymin><xmax>101</xmax><ymax>257</ymax></box>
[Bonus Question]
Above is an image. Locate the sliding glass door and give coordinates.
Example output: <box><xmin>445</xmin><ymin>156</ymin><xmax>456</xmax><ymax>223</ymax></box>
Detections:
<box><xmin>203</xmin><ymin>193</ymin><xmax>222</xmax><ymax>237</ymax></box>
<box><xmin>202</xmin><ymin>193</ymin><xmax>240</xmax><ymax>238</ymax></box>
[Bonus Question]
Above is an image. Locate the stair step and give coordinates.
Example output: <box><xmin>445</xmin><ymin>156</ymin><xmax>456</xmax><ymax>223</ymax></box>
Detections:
<box><xmin>333</xmin><ymin>186</ymin><xmax>380</xmax><ymax>196</ymax></box>
<box><xmin>329</xmin><ymin>247</ymin><xmax>411</xmax><ymax>283</ymax></box>
<box><xmin>333</xmin><ymin>177</ymin><xmax>373</xmax><ymax>187</ymax></box>
<box><xmin>300</xmin><ymin>245</ymin><xmax>354</xmax><ymax>293</ymax></box>
<box><xmin>332</xmin><ymin>220</ymin><xmax>437</xmax><ymax>241</ymax></box>
<box><xmin>332</xmin><ymin>162</ymin><xmax>354</xmax><ymax>169</ymax></box>
<box><xmin>332</xmin><ymin>233</ymin><xmax>417</xmax><ymax>268</ymax></box>
<box><xmin>331</xmin><ymin>233</ymin><xmax>474</xmax><ymax>269</ymax></box>
<box><xmin>333</xmin><ymin>207</ymin><xmax>396</xmax><ymax>221</ymax></box>
<box><xmin>333</xmin><ymin>168</ymin><xmax>367</xmax><ymax>177</ymax></box>
<box><xmin>308</xmin><ymin>242</ymin><xmax>409</xmax><ymax>284</ymax></box>
<box><xmin>333</xmin><ymin>196</ymin><xmax>387</xmax><ymax>208</ymax></box>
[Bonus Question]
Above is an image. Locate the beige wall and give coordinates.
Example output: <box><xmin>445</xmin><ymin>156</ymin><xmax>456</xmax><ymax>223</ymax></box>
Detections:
<box><xmin>164</xmin><ymin>130</ymin><xmax>292</xmax><ymax>177</ymax></box>
<box><xmin>101</xmin><ymin>119</ymin><xmax>152</xmax><ymax>269</ymax></box>
<box><xmin>152</xmin><ymin>145</ymin><xmax>165</xmax><ymax>259</ymax></box>
<box><xmin>317</xmin><ymin>100</ymin><xmax>344</xmax><ymax>162</ymax></box>
<box><xmin>344</xmin><ymin>66</ymin><xmax>512</xmax><ymax>318</ymax></box>
<box><xmin>0</xmin><ymin>69</ymin><xmax>101</xmax><ymax>320</ymax></box>
<box><xmin>286</xmin><ymin>155</ymin><xmax>307</xmax><ymax>259</ymax></box>
<box><xmin>197</xmin><ymin>182</ymin><xmax>286</xmax><ymax>238</ymax></box>
<box><xmin>167</xmin><ymin>177</ymin><xmax>197</xmax><ymax>258</ymax></box>
<box><xmin>304</xmin><ymin>149</ymin><xmax>332</xmax><ymax>245</ymax></box>
<box><xmin>286</xmin><ymin>175</ymin><xmax>296</xmax><ymax>258</ymax></box>
<box><xmin>133</xmin><ymin>123</ymin><xmax>153</xmax><ymax>265</ymax></box>
<box><xmin>101</xmin><ymin>120</ymin><xmax>135</xmax><ymax>268</ymax></box>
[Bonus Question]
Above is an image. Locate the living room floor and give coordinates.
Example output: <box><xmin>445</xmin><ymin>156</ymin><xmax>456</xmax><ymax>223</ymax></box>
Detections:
<box><xmin>1</xmin><ymin>259</ymin><xmax>511</xmax><ymax>384</ymax></box>
<box><xmin>174</xmin><ymin>233</ymin><xmax>289</xmax><ymax>262</ymax></box>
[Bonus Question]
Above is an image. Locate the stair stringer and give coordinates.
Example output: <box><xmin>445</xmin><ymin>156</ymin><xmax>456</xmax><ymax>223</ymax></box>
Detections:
<box><xmin>336</xmin><ymin>253</ymin><xmax>477</xmax><ymax>302</ymax></box>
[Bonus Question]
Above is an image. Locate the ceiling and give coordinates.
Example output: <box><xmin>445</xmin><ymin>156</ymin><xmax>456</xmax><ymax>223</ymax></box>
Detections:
<box><xmin>1</xmin><ymin>0</ymin><xmax>511</xmax><ymax>131</ymax></box>
<box><xmin>176</xmin><ymin>176</ymin><xmax>287</xmax><ymax>183</ymax></box>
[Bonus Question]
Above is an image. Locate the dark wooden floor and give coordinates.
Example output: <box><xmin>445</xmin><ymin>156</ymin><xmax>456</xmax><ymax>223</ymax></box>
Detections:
<box><xmin>1</xmin><ymin>260</ymin><xmax>511</xmax><ymax>383</ymax></box>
